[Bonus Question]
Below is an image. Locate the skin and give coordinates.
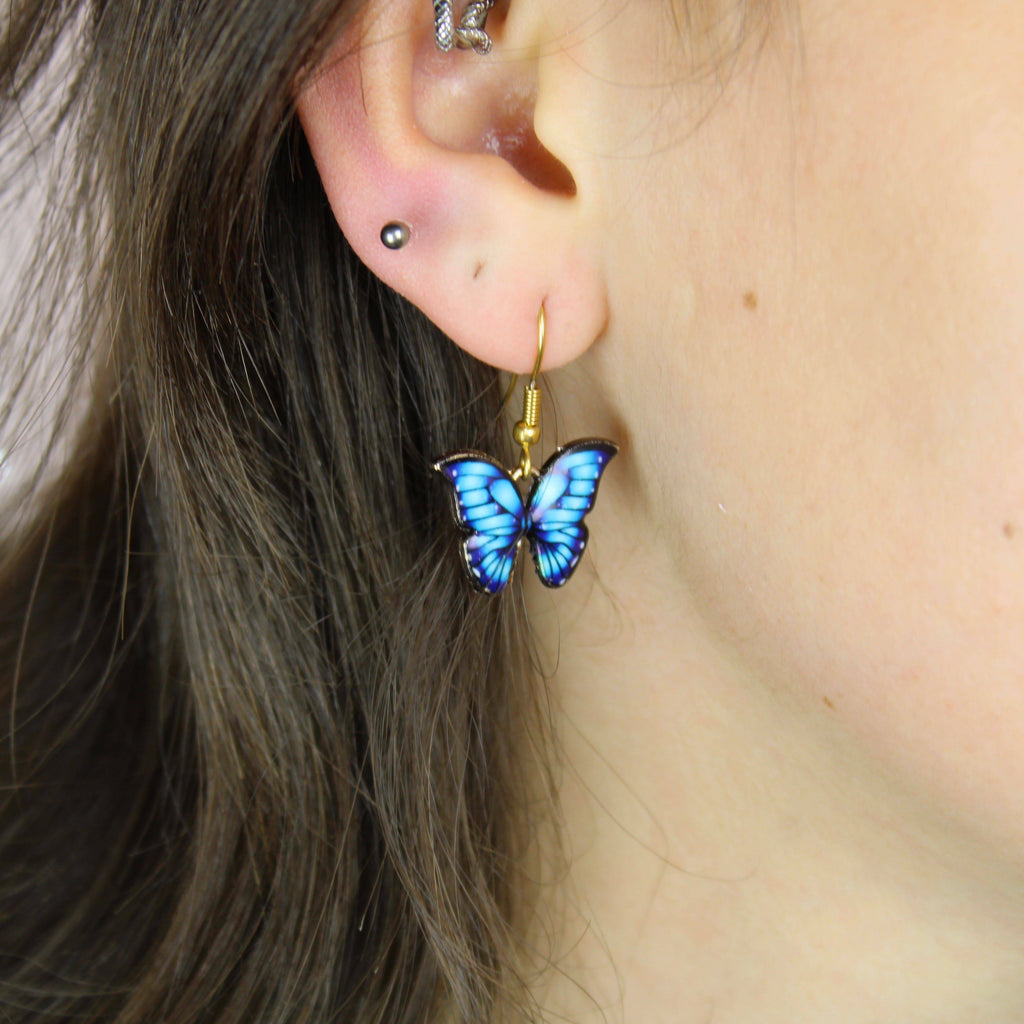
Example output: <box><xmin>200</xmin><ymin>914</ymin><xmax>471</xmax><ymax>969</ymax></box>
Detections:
<box><xmin>298</xmin><ymin>0</ymin><xmax>1024</xmax><ymax>1018</ymax></box>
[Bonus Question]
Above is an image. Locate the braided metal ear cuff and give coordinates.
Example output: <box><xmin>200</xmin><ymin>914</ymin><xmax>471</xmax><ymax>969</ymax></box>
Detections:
<box><xmin>434</xmin><ymin>0</ymin><xmax>496</xmax><ymax>54</ymax></box>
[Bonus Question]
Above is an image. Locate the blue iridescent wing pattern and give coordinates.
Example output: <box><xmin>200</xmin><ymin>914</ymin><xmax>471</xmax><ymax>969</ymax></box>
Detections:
<box><xmin>433</xmin><ymin>452</ymin><xmax>527</xmax><ymax>594</ymax></box>
<box><xmin>526</xmin><ymin>439</ymin><xmax>618</xmax><ymax>587</ymax></box>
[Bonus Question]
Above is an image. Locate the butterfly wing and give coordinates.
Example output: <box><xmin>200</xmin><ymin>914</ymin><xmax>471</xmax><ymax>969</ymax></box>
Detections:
<box><xmin>526</xmin><ymin>439</ymin><xmax>618</xmax><ymax>588</ymax></box>
<box><xmin>434</xmin><ymin>452</ymin><xmax>527</xmax><ymax>594</ymax></box>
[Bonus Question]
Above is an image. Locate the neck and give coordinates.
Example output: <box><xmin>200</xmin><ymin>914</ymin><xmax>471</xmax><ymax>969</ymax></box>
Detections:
<box><xmin>517</xmin><ymin>501</ymin><xmax>1024</xmax><ymax>1024</ymax></box>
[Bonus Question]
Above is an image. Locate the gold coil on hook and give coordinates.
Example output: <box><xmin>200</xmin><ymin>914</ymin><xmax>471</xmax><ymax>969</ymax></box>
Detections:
<box><xmin>521</xmin><ymin>386</ymin><xmax>541</xmax><ymax>430</ymax></box>
<box><xmin>511</xmin><ymin>306</ymin><xmax>546</xmax><ymax>480</ymax></box>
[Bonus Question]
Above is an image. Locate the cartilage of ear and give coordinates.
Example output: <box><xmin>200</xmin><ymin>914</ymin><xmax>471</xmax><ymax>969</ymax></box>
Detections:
<box><xmin>513</xmin><ymin>383</ymin><xmax>542</xmax><ymax>479</ymax></box>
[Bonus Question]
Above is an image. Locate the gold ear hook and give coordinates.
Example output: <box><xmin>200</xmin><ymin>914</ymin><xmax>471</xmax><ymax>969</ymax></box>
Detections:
<box><xmin>511</xmin><ymin>305</ymin><xmax>546</xmax><ymax>480</ymax></box>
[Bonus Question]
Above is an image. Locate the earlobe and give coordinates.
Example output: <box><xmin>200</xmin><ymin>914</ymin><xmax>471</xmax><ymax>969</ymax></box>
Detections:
<box><xmin>294</xmin><ymin>0</ymin><xmax>608</xmax><ymax>373</ymax></box>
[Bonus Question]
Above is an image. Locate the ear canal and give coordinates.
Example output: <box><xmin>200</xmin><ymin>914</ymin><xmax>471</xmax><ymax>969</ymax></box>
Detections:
<box><xmin>479</xmin><ymin>108</ymin><xmax>577</xmax><ymax>196</ymax></box>
<box><xmin>411</xmin><ymin>25</ymin><xmax>576</xmax><ymax>197</ymax></box>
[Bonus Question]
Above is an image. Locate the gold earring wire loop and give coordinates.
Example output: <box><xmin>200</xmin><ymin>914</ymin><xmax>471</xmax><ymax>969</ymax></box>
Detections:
<box><xmin>530</xmin><ymin>305</ymin><xmax>545</xmax><ymax>385</ymax></box>
<box><xmin>511</xmin><ymin>305</ymin><xmax>546</xmax><ymax>480</ymax></box>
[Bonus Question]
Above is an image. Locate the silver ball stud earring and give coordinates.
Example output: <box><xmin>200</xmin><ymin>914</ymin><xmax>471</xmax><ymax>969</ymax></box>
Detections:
<box><xmin>380</xmin><ymin>221</ymin><xmax>411</xmax><ymax>250</ymax></box>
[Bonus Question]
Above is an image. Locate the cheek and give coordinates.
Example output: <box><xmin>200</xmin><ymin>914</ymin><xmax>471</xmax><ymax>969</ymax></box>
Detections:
<box><xmin>632</xmin><ymin>5</ymin><xmax>1024</xmax><ymax>853</ymax></box>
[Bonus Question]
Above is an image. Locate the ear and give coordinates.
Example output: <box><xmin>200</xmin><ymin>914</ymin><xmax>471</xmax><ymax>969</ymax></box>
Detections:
<box><xmin>294</xmin><ymin>0</ymin><xmax>608</xmax><ymax>373</ymax></box>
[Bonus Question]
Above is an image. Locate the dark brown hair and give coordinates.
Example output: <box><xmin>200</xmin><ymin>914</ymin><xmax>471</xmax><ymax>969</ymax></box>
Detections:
<box><xmin>0</xmin><ymin>0</ymin><xmax>545</xmax><ymax>1019</ymax></box>
<box><xmin>0</xmin><ymin>0</ymin><xmax>775</xmax><ymax>1016</ymax></box>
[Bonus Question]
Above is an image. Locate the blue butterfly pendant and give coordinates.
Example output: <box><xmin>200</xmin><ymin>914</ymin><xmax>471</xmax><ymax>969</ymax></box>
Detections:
<box><xmin>434</xmin><ymin>438</ymin><xmax>618</xmax><ymax>594</ymax></box>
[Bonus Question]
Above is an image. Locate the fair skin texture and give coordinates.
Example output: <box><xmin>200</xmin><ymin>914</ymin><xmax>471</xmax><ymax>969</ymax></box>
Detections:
<box><xmin>298</xmin><ymin>0</ymin><xmax>1024</xmax><ymax>1019</ymax></box>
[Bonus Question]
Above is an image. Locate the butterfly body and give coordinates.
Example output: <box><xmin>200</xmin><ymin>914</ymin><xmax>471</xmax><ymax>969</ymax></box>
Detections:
<box><xmin>434</xmin><ymin>439</ymin><xmax>617</xmax><ymax>594</ymax></box>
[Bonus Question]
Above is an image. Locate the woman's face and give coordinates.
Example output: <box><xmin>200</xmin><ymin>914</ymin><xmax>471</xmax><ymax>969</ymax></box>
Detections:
<box><xmin>565</xmin><ymin>0</ymin><xmax>1024</xmax><ymax>858</ymax></box>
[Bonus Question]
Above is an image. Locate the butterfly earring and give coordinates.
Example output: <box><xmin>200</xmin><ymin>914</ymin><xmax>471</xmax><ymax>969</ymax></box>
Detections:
<box><xmin>434</xmin><ymin>306</ymin><xmax>618</xmax><ymax>594</ymax></box>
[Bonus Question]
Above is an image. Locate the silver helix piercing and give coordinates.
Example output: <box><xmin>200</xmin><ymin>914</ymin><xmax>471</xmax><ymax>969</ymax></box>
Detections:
<box><xmin>380</xmin><ymin>222</ymin><xmax>411</xmax><ymax>250</ymax></box>
<box><xmin>434</xmin><ymin>0</ymin><xmax>496</xmax><ymax>54</ymax></box>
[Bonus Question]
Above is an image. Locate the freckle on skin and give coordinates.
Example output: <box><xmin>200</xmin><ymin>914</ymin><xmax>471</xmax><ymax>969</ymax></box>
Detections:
<box><xmin>473</xmin><ymin>262</ymin><xmax>484</xmax><ymax>280</ymax></box>
<box><xmin>823</xmin><ymin>696</ymin><xmax>835</xmax><ymax>710</ymax></box>
<box><xmin>1004</xmin><ymin>522</ymin><xmax>1016</xmax><ymax>540</ymax></box>
<box><xmin>743</xmin><ymin>291</ymin><xmax>758</xmax><ymax>310</ymax></box>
